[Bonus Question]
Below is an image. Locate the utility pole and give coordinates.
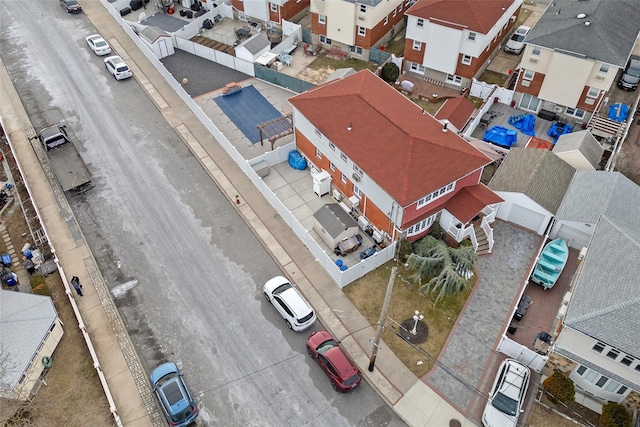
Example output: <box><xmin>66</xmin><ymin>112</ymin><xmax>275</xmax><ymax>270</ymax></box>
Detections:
<box><xmin>368</xmin><ymin>266</ymin><xmax>397</xmax><ymax>372</ymax></box>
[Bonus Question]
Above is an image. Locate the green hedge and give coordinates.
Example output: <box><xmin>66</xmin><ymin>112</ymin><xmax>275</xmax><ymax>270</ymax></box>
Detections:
<box><xmin>600</xmin><ymin>403</ymin><xmax>631</xmax><ymax>427</ymax></box>
<box><xmin>542</xmin><ymin>371</ymin><xmax>575</xmax><ymax>404</ymax></box>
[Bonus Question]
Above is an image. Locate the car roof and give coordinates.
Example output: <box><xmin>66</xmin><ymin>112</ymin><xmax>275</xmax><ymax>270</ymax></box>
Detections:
<box><xmin>279</xmin><ymin>287</ymin><xmax>312</xmax><ymax>315</ymax></box>
<box><xmin>498</xmin><ymin>360</ymin><xmax>529</xmax><ymax>400</ymax></box>
<box><xmin>325</xmin><ymin>346</ymin><xmax>358</xmax><ymax>379</ymax></box>
<box><xmin>515</xmin><ymin>25</ymin><xmax>531</xmax><ymax>34</ymax></box>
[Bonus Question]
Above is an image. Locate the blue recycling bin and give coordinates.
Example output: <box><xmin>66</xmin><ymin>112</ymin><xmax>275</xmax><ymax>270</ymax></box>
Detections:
<box><xmin>1</xmin><ymin>254</ymin><xmax>11</xmax><ymax>267</ymax></box>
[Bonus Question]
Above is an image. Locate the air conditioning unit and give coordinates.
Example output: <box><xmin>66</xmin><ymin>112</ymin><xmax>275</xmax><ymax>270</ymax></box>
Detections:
<box><xmin>352</xmin><ymin>173</ymin><xmax>361</xmax><ymax>182</ymax></box>
<box><xmin>521</xmin><ymin>80</ymin><xmax>530</xmax><ymax>87</ymax></box>
<box><xmin>595</xmin><ymin>75</ymin><xmax>605</xmax><ymax>81</ymax></box>
<box><xmin>553</xmin><ymin>105</ymin><xmax>563</xmax><ymax>113</ymax></box>
<box><xmin>358</xmin><ymin>15</ymin><xmax>365</xmax><ymax>21</ymax></box>
<box><xmin>332</xmin><ymin>189</ymin><xmax>342</xmax><ymax>201</ymax></box>
<box><xmin>529</xmin><ymin>58</ymin><xmax>538</xmax><ymax>64</ymax></box>
<box><xmin>585</xmin><ymin>98</ymin><xmax>595</xmax><ymax>105</ymax></box>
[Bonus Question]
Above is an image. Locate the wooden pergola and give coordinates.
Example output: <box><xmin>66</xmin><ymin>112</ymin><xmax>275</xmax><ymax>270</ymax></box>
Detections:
<box><xmin>257</xmin><ymin>114</ymin><xmax>293</xmax><ymax>150</ymax></box>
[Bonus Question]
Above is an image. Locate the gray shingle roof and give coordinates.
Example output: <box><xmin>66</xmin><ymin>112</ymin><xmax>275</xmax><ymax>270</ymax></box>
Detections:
<box><xmin>243</xmin><ymin>34</ymin><xmax>270</xmax><ymax>55</ymax></box>
<box><xmin>525</xmin><ymin>0</ymin><xmax>640</xmax><ymax>68</ymax></box>
<box><xmin>0</xmin><ymin>291</ymin><xmax>58</xmax><ymax>390</ymax></box>
<box><xmin>553</xmin><ymin>130</ymin><xmax>604</xmax><ymax>169</ymax></box>
<box><xmin>140</xmin><ymin>26</ymin><xmax>168</xmax><ymax>44</ymax></box>
<box><xmin>564</xmin><ymin>216</ymin><xmax>640</xmax><ymax>357</ymax></box>
<box><xmin>313</xmin><ymin>204</ymin><xmax>358</xmax><ymax>239</ymax></box>
<box><xmin>488</xmin><ymin>147</ymin><xmax>575</xmax><ymax>213</ymax></box>
<box><xmin>556</xmin><ymin>171</ymin><xmax>640</xmax><ymax>226</ymax></box>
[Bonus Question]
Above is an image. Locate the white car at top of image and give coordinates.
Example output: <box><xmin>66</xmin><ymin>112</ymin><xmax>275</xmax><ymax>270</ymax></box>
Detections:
<box><xmin>104</xmin><ymin>56</ymin><xmax>132</xmax><ymax>81</ymax></box>
<box><xmin>86</xmin><ymin>34</ymin><xmax>111</xmax><ymax>56</ymax></box>
<box><xmin>263</xmin><ymin>276</ymin><xmax>317</xmax><ymax>332</ymax></box>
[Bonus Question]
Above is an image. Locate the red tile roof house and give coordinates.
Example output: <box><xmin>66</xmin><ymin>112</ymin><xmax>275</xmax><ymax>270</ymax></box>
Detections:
<box><xmin>289</xmin><ymin>70</ymin><xmax>503</xmax><ymax>252</ymax></box>
<box><xmin>403</xmin><ymin>0</ymin><xmax>522</xmax><ymax>90</ymax></box>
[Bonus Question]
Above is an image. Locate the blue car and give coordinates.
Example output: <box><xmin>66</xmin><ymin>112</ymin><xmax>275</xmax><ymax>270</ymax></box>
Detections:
<box><xmin>150</xmin><ymin>363</ymin><xmax>199</xmax><ymax>427</ymax></box>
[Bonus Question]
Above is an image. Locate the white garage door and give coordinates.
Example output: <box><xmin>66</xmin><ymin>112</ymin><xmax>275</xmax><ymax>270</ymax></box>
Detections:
<box><xmin>508</xmin><ymin>204</ymin><xmax>546</xmax><ymax>234</ymax></box>
<box><xmin>555</xmin><ymin>224</ymin><xmax>591</xmax><ymax>249</ymax></box>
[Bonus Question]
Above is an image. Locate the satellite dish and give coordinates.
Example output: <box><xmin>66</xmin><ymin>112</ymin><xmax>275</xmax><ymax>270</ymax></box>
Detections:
<box><xmin>139</xmin><ymin>12</ymin><xmax>147</xmax><ymax>22</ymax></box>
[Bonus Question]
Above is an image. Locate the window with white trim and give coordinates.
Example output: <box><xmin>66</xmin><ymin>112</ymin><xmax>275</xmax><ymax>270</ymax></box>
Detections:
<box><xmin>417</xmin><ymin>18</ymin><xmax>424</xmax><ymax>27</ymax></box>
<box><xmin>592</xmin><ymin>342</ymin><xmax>605</xmax><ymax>353</ymax></box>
<box><xmin>353</xmin><ymin>164</ymin><xmax>363</xmax><ymax>176</ymax></box>
<box><xmin>532</xmin><ymin>46</ymin><xmax>541</xmax><ymax>56</ymax></box>
<box><xmin>566</xmin><ymin>107</ymin><xmax>585</xmax><ymax>119</ymax></box>
<box><xmin>586</xmin><ymin>87</ymin><xmax>599</xmax><ymax>99</ymax></box>
<box><xmin>599</xmin><ymin>63</ymin><xmax>610</xmax><ymax>74</ymax></box>
<box><xmin>358</xmin><ymin>26</ymin><xmax>365</xmax><ymax>36</ymax></box>
<box><xmin>523</xmin><ymin>69</ymin><xmax>534</xmax><ymax>80</ymax></box>
<box><xmin>468</xmin><ymin>32</ymin><xmax>476</xmax><ymax>41</ymax></box>
<box><xmin>392</xmin><ymin>9</ymin><xmax>396</xmax><ymax>18</ymax></box>
<box><xmin>353</xmin><ymin>186</ymin><xmax>362</xmax><ymax>197</ymax></box>
<box><xmin>407</xmin><ymin>214</ymin><xmax>436</xmax><ymax>237</ymax></box>
<box><xmin>446</xmin><ymin>74</ymin><xmax>462</xmax><ymax>85</ymax></box>
<box><xmin>360</xmin><ymin>4</ymin><xmax>366</xmax><ymax>13</ymax></box>
<box><xmin>575</xmin><ymin>365</ymin><xmax>628</xmax><ymax>395</ymax></box>
<box><xmin>330</xmin><ymin>162</ymin><xmax>336</xmax><ymax>171</ymax></box>
<box><xmin>349</xmin><ymin>46</ymin><xmax>363</xmax><ymax>55</ymax></box>
<box><xmin>270</xmin><ymin>3</ymin><xmax>277</xmax><ymax>12</ymax></box>
<box><xmin>417</xmin><ymin>182</ymin><xmax>455</xmax><ymax>208</ymax></box>
<box><xmin>316</xmin><ymin>148</ymin><xmax>322</xmax><ymax>159</ymax></box>
<box><xmin>319</xmin><ymin>15</ymin><xmax>326</xmax><ymax>25</ymax></box>
<box><xmin>328</xmin><ymin>142</ymin><xmax>335</xmax><ymax>151</ymax></box>
<box><xmin>410</xmin><ymin>62</ymin><xmax>425</xmax><ymax>74</ymax></box>
<box><xmin>412</xmin><ymin>40</ymin><xmax>422</xmax><ymax>51</ymax></box>
<box><xmin>341</xmin><ymin>173</ymin><xmax>347</xmax><ymax>183</ymax></box>
<box><xmin>462</xmin><ymin>55</ymin><xmax>472</xmax><ymax>65</ymax></box>
<box><xmin>319</xmin><ymin>35</ymin><xmax>331</xmax><ymax>45</ymax></box>
<box><xmin>621</xmin><ymin>356</ymin><xmax>635</xmax><ymax>367</ymax></box>
<box><xmin>384</xmin><ymin>16</ymin><xmax>388</xmax><ymax>25</ymax></box>
<box><xmin>340</xmin><ymin>152</ymin><xmax>347</xmax><ymax>162</ymax></box>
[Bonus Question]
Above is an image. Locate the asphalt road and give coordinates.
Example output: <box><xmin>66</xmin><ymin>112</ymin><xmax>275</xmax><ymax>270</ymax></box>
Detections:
<box><xmin>0</xmin><ymin>1</ymin><xmax>402</xmax><ymax>425</ymax></box>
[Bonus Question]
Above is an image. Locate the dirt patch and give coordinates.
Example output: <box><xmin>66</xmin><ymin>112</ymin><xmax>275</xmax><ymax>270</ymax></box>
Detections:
<box><xmin>297</xmin><ymin>66</ymin><xmax>336</xmax><ymax>86</ymax></box>
<box><xmin>529</xmin><ymin>393</ymin><xmax>601</xmax><ymax>427</ymax></box>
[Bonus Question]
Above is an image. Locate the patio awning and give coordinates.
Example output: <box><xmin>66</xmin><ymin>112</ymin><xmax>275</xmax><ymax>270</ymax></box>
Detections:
<box><xmin>255</xmin><ymin>52</ymin><xmax>277</xmax><ymax>66</ymax></box>
<box><xmin>467</xmin><ymin>138</ymin><xmax>503</xmax><ymax>162</ymax></box>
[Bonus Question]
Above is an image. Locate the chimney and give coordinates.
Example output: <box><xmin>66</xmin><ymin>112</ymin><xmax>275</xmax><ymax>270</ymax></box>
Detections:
<box><xmin>347</xmin><ymin>122</ymin><xmax>352</xmax><ymax>131</ymax></box>
<box><xmin>442</xmin><ymin>121</ymin><xmax>448</xmax><ymax>132</ymax></box>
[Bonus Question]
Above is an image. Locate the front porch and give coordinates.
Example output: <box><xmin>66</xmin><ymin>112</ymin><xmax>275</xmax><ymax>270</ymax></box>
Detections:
<box><xmin>441</xmin><ymin>204</ymin><xmax>498</xmax><ymax>256</ymax></box>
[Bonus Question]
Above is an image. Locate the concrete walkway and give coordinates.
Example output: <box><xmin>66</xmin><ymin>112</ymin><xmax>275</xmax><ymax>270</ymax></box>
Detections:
<box><xmin>0</xmin><ymin>3</ymin><xmax>547</xmax><ymax>427</ymax></box>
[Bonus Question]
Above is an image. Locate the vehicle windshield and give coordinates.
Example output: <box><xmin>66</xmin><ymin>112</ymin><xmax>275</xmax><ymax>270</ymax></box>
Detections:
<box><xmin>272</xmin><ymin>283</ymin><xmax>292</xmax><ymax>295</ymax></box>
<box><xmin>512</xmin><ymin>34</ymin><xmax>525</xmax><ymax>42</ymax></box>
<box><xmin>492</xmin><ymin>392</ymin><xmax>518</xmax><ymax>416</ymax></box>
<box><xmin>171</xmin><ymin>403</ymin><xmax>195</xmax><ymax>423</ymax></box>
<box><xmin>95</xmin><ymin>41</ymin><xmax>107</xmax><ymax>47</ymax></box>
<box><xmin>316</xmin><ymin>340</ymin><xmax>337</xmax><ymax>355</ymax></box>
<box><xmin>116</xmin><ymin>66</ymin><xmax>129</xmax><ymax>72</ymax></box>
<box><xmin>343</xmin><ymin>373</ymin><xmax>360</xmax><ymax>386</ymax></box>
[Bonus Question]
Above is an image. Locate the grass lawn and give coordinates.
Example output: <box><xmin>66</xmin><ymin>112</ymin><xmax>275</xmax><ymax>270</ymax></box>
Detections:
<box><xmin>343</xmin><ymin>261</ymin><xmax>473</xmax><ymax>377</ymax></box>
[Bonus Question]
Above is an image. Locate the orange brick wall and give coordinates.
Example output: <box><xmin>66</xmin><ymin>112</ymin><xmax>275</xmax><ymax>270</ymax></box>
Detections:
<box><xmin>232</xmin><ymin>0</ymin><xmax>244</xmax><ymax>12</ymax></box>
<box><xmin>311</xmin><ymin>13</ymin><xmax>327</xmax><ymax>36</ymax></box>
<box><xmin>404</xmin><ymin>39</ymin><xmax>424</xmax><ymax>64</ymax></box>
<box><xmin>515</xmin><ymin>71</ymin><xmax>544</xmax><ymax>96</ymax></box>
<box><xmin>280</xmin><ymin>0</ymin><xmax>309</xmax><ymax>22</ymax></box>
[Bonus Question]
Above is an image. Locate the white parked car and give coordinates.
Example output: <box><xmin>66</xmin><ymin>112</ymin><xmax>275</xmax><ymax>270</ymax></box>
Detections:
<box><xmin>504</xmin><ymin>25</ymin><xmax>530</xmax><ymax>54</ymax></box>
<box><xmin>263</xmin><ymin>276</ymin><xmax>316</xmax><ymax>331</ymax></box>
<box><xmin>104</xmin><ymin>55</ymin><xmax>132</xmax><ymax>80</ymax></box>
<box><xmin>482</xmin><ymin>359</ymin><xmax>530</xmax><ymax>427</ymax></box>
<box><xmin>86</xmin><ymin>34</ymin><xmax>111</xmax><ymax>56</ymax></box>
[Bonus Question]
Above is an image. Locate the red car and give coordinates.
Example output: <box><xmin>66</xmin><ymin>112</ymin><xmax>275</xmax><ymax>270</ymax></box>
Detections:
<box><xmin>306</xmin><ymin>330</ymin><xmax>362</xmax><ymax>392</ymax></box>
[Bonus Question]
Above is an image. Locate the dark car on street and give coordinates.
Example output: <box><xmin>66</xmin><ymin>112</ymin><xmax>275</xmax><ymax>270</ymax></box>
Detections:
<box><xmin>60</xmin><ymin>0</ymin><xmax>82</xmax><ymax>13</ymax></box>
<box><xmin>150</xmin><ymin>362</ymin><xmax>199</xmax><ymax>427</ymax></box>
<box><xmin>306</xmin><ymin>330</ymin><xmax>362</xmax><ymax>392</ymax></box>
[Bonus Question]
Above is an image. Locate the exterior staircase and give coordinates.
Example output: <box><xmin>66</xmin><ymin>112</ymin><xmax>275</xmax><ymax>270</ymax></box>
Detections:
<box><xmin>475</xmin><ymin>225</ymin><xmax>492</xmax><ymax>256</ymax></box>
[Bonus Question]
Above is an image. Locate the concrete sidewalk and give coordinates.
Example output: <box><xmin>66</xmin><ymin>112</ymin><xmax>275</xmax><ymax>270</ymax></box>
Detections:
<box><xmin>2</xmin><ymin>2</ymin><xmax>477</xmax><ymax>427</ymax></box>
